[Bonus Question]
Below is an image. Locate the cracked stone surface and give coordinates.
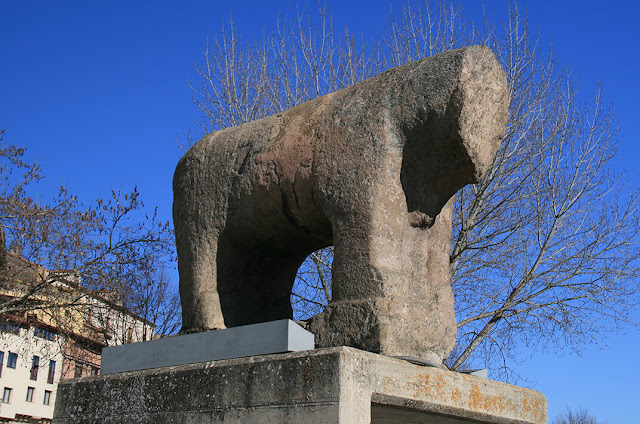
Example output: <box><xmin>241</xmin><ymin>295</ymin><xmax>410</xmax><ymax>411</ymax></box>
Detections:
<box><xmin>173</xmin><ymin>45</ymin><xmax>508</xmax><ymax>364</ymax></box>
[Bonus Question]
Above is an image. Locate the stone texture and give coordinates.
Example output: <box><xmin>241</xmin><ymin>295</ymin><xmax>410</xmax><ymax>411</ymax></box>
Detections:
<box><xmin>53</xmin><ymin>347</ymin><xmax>547</xmax><ymax>424</ymax></box>
<box><xmin>173</xmin><ymin>45</ymin><xmax>509</xmax><ymax>364</ymax></box>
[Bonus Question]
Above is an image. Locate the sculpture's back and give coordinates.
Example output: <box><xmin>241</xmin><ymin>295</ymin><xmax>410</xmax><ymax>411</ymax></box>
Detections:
<box><xmin>173</xmin><ymin>45</ymin><xmax>509</xmax><ymax>365</ymax></box>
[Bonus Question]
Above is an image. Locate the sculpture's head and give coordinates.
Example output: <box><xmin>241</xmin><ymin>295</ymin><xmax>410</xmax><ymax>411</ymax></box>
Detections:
<box><xmin>398</xmin><ymin>46</ymin><xmax>509</xmax><ymax>226</ymax></box>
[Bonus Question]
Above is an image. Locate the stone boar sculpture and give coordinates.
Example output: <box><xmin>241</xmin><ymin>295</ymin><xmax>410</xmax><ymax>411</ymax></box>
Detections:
<box><xmin>174</xmin><ymin>45</ymin><xmax>508</xmax><ymax>365</ymax></box>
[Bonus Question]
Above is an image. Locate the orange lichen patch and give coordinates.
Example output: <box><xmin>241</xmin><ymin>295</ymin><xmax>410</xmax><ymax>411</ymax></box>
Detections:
<box><xmin>469</xmin><ymin>384</ymin><xmax>482</xmax><ymax>410</ymax></box>
<box><xmin>411</xmin><ymin>374</ymin><xmax>432</xmax><ymax>399</ymax></box>
<box><xmin>404</xmin><ymin>372</ymin><xmax>461</xmax><ymax>404</ymax></box>
<box><xmin>468</xmin><ymin>384</ymin><xmax>516</xmax><ymax>415</ymax></box>
<box><xmin>523</xmin><ymin>395</ymin><xmax>547</xmax><ymax>422</ymax></box>
<box><xmin>299</xmin><ymin>358</ymin><xmax>315</xmax><ymax>402</ymax></box>
<box><xmin>450</xmin><ymin>387</ymin><xmax>463</xmax><ymax>405</ymax></box>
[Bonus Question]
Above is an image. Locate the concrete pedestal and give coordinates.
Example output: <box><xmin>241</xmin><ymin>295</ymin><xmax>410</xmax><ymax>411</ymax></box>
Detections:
<box><xmin>53</xmin><ymin>346</ymin><xmax>546</xmax><ymax>423</ymax></box>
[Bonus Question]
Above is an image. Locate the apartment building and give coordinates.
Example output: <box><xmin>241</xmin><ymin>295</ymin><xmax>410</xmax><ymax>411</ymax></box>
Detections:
<box><xmin>0</xmin><ymin>317</ymin><xmax>62</xmax><ymax>422</ymax></box>
<box><xmin>0</xmin><ymin>253</ymin><xmax>154</xmax><ymax>422</ymax></box>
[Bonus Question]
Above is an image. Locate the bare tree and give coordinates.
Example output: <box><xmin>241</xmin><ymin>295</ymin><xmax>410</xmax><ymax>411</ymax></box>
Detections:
<box><xmin>445</xmin><ymin>6</ymin><xmax>640</xmax><ymax>375</ymax></box>
<box><xmin>553</xmin><ymin>407</ymin><xmax>608</xmax><ymax>424</ymax></box>
<box><xmin>292</xmin><ymin>247</ymin><xmax>333</xmax><ymax>321</ymax></box>
<box><xmin>189</xmin><ymin>1</ymin><xmax>640</xmax><ymax>379</ymax></box>
<box><xmin>188</xmin><ymin>3</ymin><xmax>379</xmax><ymax>136</ymax></box>
<box><xmin>0</xmin><ymin>127</ymin><xmax>176</xmax><ymax>337</ymax></box>
<box><xmin>389</xmin><ymin>4</ymin><xmax>640</xmax><ymax>377</ymax></box>
<box><xmin>118</xmin><ymin>268</ymin><xmax>181</xmax><ymax>337</ymax></box>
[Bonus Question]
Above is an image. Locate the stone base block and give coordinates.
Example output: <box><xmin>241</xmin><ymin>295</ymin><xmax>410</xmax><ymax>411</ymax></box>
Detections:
<box><xmin>101</xmin><ymin>319</ymin><xmax>314</xmax><ymax>374</ymax></box>
<box><xmin>53</xmin><ymin>347</ymin><xmax>546</xmax><ymax>424</ymax></box>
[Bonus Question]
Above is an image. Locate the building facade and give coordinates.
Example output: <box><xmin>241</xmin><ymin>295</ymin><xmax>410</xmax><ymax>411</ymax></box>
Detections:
<box><xmin>0</xmin><ymin>254</ymin><xmax>154</xmax><ymax>422</ymax></box>
<box><xmin>0</xmin><ymin>317</ymin><xmax>62</xmax><ymax>423</ymax></box>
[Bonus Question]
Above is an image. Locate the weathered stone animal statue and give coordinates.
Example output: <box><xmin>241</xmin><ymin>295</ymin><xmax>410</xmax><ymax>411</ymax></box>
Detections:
<box><xmin>173</xmin><ymin>45</ymin><xmax>508</xmax><ymax>365</ymax></box>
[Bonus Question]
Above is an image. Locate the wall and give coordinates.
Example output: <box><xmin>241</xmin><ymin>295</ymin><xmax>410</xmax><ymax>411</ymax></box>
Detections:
<box><xmin>0</xmin><ymin>324</ymin><xmax>63</xmax><ymax>421</ymax></box>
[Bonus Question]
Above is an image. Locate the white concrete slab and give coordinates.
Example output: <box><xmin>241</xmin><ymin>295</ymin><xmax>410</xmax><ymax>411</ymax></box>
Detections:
<box><xmin>100</xmin><ymin>319</ymin><xmax>314</xmax><ymax>374</ymax></box>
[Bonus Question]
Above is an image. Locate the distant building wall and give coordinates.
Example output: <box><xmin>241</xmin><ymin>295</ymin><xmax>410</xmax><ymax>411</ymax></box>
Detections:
<box><xmin>0</xmin><ymin>283</ymin><xmax>154</xmax><ymax>422</ymax></box>
<box><xmin>0</xmin><ymin>321</ymin><xmax>63</xmax><ymax>421</ymax></box>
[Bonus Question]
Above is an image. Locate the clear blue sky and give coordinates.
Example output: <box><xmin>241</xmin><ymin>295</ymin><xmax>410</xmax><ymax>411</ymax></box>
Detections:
<box><xmin>2</xmin><ymin>1</ymin><xmax>638</xmax><ymax>422</ymax></box>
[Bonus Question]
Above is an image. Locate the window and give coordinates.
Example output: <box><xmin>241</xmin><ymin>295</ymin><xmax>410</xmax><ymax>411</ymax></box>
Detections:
<box><xmin>74</xmin><ymin>363</ymin><xmax>83</xmax><ymax>378</ymax></box>
<box><xmin>30</xmin><ymin>355</ymin><xmax>39</xmax><ymax>381</ymax></box>
<box><xmin>0</xmin><ymin>321</ymin><xmax>19</xmax><ymax>335</ymax></box>
<box><xmin>0</xmin><ymin>351</ymin><xmax>4</xmax><ymax>378</ymax></box>
<box><xmin>26</xmin><ymin>387</ymin><xmax>34</xmax><ymax>402</ymax></box>
<box><xmin>43</xmin><ymin>390</ymin><xmax>51</xmax><ymax>405</ymax></box>
<box><xmin>47</xmin><ymin>360</ymin><xmax>56</xmax><ymax>384</ymax></box>
<box><xmin>7</xmin><ymin>352</ymin><xmax>17</xmax><ymax>369</ymax></box>
<box><xmin>90</xmin><ymin>366</ymin><xmax>99</xmax><ymax>376</ymax></box>
<box><xmin>34</xmin><ymin>327</ymin><xmax>55</xmax><ymax>341</ymax></box>
<box><xmin>2</xmin><ymin>387</ymin><xmax>11</xmax><ymax>403</ymax></box>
